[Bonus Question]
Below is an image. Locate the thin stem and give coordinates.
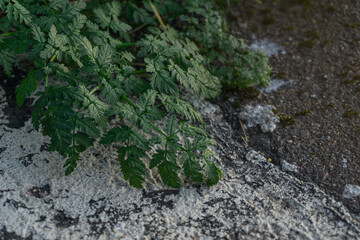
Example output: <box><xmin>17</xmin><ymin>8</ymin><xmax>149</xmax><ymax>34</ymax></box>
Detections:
<box><xmin>148</xmin><ymin>0</ymin><xmax>167</xmax><ymax>31</ymax></box>
<box><xmin>89</xmin><ymin>84</ymin><xmax>102</xmax><ymax>95</ymax></box>
<box><xmin>117</xmin><ymin>42</ymin><xmax>137</xmax><ymax>49</ymax></box>
<box><xmin>42</xmin><ymin>0</ymin><xmax>58</xmax><ymax>19</ymax></box>
<box><xmin>129</xmin><ymin>23</ymin><xmax>150</xmax><ymax>35</ymax></box>
<box><xmin>45</xmin><ymin>53</ymin><xmax>57</xmax><ymax>87</ymax></box>
<box><xmin>1</xmin><ymin>32</ymin><xmax>13</xmax><ymax>37</ymax></box>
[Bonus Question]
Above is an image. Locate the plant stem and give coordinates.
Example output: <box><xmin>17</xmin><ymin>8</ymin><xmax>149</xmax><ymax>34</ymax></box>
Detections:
<box><xmin>148</xmin><ymin>0</ymin><xmax>167</xmax><ymax>31</ymax></box>
<box><xmin>45</xmin><ymin>54</ymin><xmax>57</xmax><ymax>87</ymax></box>
<box><xmin>42</xmin><ymin>0</ymin><xmax>58</xmax><ymax>19</ymax></box>
<box><xmin>89</xmin><ymin>84</ymin><xmax>102</xmax><ymax>95</ymax></box>
<box><xmin>1</xmin><ymin>32</ymin><xmax>13</xmax><ymax>37</ymax></box>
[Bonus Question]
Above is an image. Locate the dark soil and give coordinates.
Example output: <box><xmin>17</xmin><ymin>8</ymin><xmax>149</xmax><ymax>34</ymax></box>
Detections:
<box><xmin>0</xmin><ymin>69</ymin><xmax>33</xmax><ymax>128</ymax></box>
<box><xmin>219</xmin><ymin>0</ymin><xmax>360</xmax><ymax>216</ymax></box>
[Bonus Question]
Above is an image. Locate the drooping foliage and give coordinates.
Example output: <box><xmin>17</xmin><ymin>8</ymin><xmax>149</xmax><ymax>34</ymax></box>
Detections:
<box><xmin>0</xmin><ymin>0</ymin><xmax>270</xmax><ymax>188</ymax></box>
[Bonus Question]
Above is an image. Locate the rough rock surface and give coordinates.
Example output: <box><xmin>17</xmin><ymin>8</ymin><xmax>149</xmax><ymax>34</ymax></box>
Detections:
<box><xmin>239</xmin><ymin>104</ymin><xmax>279</xmax><ymax>133</ymax></box>
<box><xmin>1</xmin><ymin>87</ymin><xmax>360</xmax><ymax>239</ymax></box>
<box><xmin>281</xmin><ymin>160</ymin><xmax>299</xmax><ymax>174</ymax></box>
<box><xmin>343</xmin><ymin>185</ymin><xmax>360</xmax><ymax>199</ymax></box>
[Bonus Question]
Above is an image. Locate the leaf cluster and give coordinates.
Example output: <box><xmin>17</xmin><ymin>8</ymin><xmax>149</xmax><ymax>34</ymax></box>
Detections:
<box><xmin>0</xmin><ymin>0</ymin><xmax>269</xmax><ymax>188</ymax></box>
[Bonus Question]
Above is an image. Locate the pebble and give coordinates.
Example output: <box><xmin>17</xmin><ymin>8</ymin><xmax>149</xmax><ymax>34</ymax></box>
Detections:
<box><xmin>343</xmin><ymin>184</ymin><xmax>360</xmax><ymax>199</ymax></box>
<box><xmin>239</xmin><ymin>105</ymin><xmax>279</xmax><ymax>133</ymax></box>
<box><xmin>281</xmin><ymin>160</ymin><xmax>299</xmax><ymax>173</ymax></box>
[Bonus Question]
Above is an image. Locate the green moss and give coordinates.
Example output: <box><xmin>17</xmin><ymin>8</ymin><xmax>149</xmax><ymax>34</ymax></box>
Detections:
<box><xmin>345</xmin><ymin>22</ymin><xmax>360</xmax><ymax>29</ymax></box>
<box><xmin>260</xmin><ymin>8</ymin><xmax>272</xmax><ymax>14</ymax></box>
<box><xmin>344</xmin><ymin>76</ymin><xmax>360</xmax><ymax>85</ymax></box>
<box><xmin>349</xmin><ymin>38</ymin><xmax>360</xmax><ymax>43</ymax></box>
<box><xmin>338</xmin><ymin>71</ymin><xmax>348</xmax><ymax>77</ymax></box>
<box><xmin>356</xmin><ymin>87</ymin><xmax>360</xmax><ymax>92</ymax></box>
<box><xmin>242</xmin><ymin>87</ymin><xmax>261</xmax><ymax>99</ymax></box>
<box><xmin>280</xmin><ymin>5</ymin><xmax>290</xmax><ymax>13</ymax></box>
<box><xmin>273</xmin><ymin>71</ymin><xmax>288</xmax><ymax>79</ymax></box>
<box><xmin>295</xmin><ymin>0</ymin><xmax>314</xmax><ymax>10</ymax></box>
<box><xmin>327</xmin><ymin>6</ymin><xmax>336</xmax><ymax>12</ymax></box>
<box><xmin>343</xmin><ymin>110</ymin><xmax>359</xmax><ymax>119</ymax></box>
<box><xmin>246</xmin><ymin>8</ymin><xmax>255</xmax><ymax>16</ymax></box>
<box><xmin>343</xmin><ymin>79</ymin><xmax>356</xmax><ymax>84</ymax></box>
<box><xmin>296</xmin><ymin>89</ymin><xmax>306</xmax><ymax>96</ymax></box>
<box><xmin>327</xmin><ymin>102</ymin><xmax>335</xmax><ymax>108</ymax></box>
<box><xmin>262</xmin><ymin>17</ymin><xmax>276</xmax><ymax>25</ymax></box>
<box><xmin>305</xmin><ymin>30</ymin><xmax>319</xmax><ymax>39</ymax></box>
<box><xmin>295</xmin><ymin>109</ymin><xmax>310</xmax><ymax>116</ymax></box>
<box><xmin>232</xmin><ymin>101</ymin><xmax>242</xmax><ymax>108</ymax></box>
<box><xmin>279</xmin><ymin>114</ymin><xmax>296</xmax><ymax>126</ymax></box>
<box><xmin>250</xmin><ymin>26</ymin><xmax>259</xmax><ymax>33</ymax></box>
<box><xmin>299</xmin><ymin>39</ymin><xmax>315</xmax><ymax>48</ymax></box>
<box><xmin>272</xmin><ymin>108</ymin><xmax>278</xmax><ymax>114</ymax></box>
<box><xmin>283</xmin><ymin>25</ymin><xmax>295</xmax><ymax>31</ymax></box>
<box><xmin>353</xmin><ymin>75</ymin><xmax>360</xmax><ymax>80</ymax></box>
<box><xmin>320</xmin><ymin>39</ymin><xmax>330</xmax><ymax>47</ymax></box>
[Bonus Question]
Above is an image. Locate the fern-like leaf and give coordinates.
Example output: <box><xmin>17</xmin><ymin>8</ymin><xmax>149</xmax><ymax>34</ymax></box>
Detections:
<box><xmin>15</xmin><ymin>69</ymin><xmax>37</xmax><ymax>106</ymax></box>
<box><xmin>118</xmin><ymin>145</ymin><xmax>146</xmax><ymax>188</ymax></box>
<box><xmin>64</xmin><ymin>152</ymin><xmax>79</xmax><ymax>176</ymax></box>
<box><xmin>0</xmin><ymin>49</ymin><xmax>14</xmax><ymax>76</ymax></box>
<box><xmin>6</xmin><ymin>0</ymin><xmax>32</xmax><ymax>25</ymax></box>
<box><xmin>100</xmin><ymin>126</ymin><xmax>130</xmax><ymax>144</ymax></box>
<box><xmin>158</xmin><ymin>160</ymin><xmax>181</xmax><ymax>188</ymax></box>
<box><xmin>159</xmin><ymin>94</ymin><xmax>203</xmax><ymax>123</ymax></box>
<box><xmin>203</xmin><ymin>157</ymin><xmax>221</xmax><ymax>186</ymax></box>
<box><xmin>181</xmin><ymin>140</ymin><xmax>203</xmax><ymax>182</ymax></box>
<box><xmin>75</xmin><ymin>117</ymin><xmax>100</xmax><ymax>138</ymax></box>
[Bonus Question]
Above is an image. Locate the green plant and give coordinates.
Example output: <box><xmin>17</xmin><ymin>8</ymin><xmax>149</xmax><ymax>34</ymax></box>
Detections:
<box><xmin>0</xmin><ymin>0</ymin><xmax>270</xmax><ymax>188</ymax></box>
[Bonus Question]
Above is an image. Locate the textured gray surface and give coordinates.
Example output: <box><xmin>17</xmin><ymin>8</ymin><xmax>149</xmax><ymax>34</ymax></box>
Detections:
<box><xmin>239</xmin><ymin>104</ymin><xmax>279</xmax><ymax>133</ymax></box>
<box><xmin>343</xmin><ymin>185</ymin><xmax>360</xmax><ymax>199</ymax></box>
<box><xmin>1</xmin><ymin>87</ymin><xmax>360</xmax><ymax>240</ymax></box>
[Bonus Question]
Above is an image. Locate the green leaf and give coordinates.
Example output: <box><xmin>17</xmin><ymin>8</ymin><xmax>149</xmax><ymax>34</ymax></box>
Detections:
<box><xmin>100</xmin><ymin>126</ymin><xmax>130</xmax><ymax>144</ymax></box>
<box><xmin>0</xmin><ymin>49</ymin><xmax>14</xmax><ymax>76</ymax></box>
<box><xmin>32</xmin><ymin>93</ymin><xmax>48</xmax><ymax>131</ymax></box>
<box><xmin>74</xmin><ymin>132</ymin><xmax>94</xmax><ymax>148</ymax></box>
<box><xmin>50</xmin><ymin>0</ymin><xmax>67</xmax><ymax>10</ymax></box>
<box><xmin>79</xmin><ymin>85</ymin><xmax>108</xmax><ymax>129</ymax></box>
<box><xmin>61</xmin><ymin>1</ymin><xmax>86</xmax><ymax>19</ymax></box>
<box><xmin>100</xmin><ymin>81</ymin><xmax>123</xmax><ymax>103</ymax></box>
<box><xmin>203</xmin><ymin>157</ymin><xmax>221</xmax><ymax>186</ymax></box>
<box><xmin>129</xmin><ymin>127</ymin><xmax>149</xmax><ymax>150</ymax></box>
<box><xmin>15</xmin><ymin>69</ymin><xmax>37</xmax><ymax>107</ymax></box>
<box><xmin>181</xmin><ymin>140</ymin><xmax>203</xmax><ymax>182</ymax></box>
<box><xmin>94</xmin><ymin>7</ymin><xmax>111</xmax><ymax>28</ymax></box>
<box><xmin>64</xmin><ymin>152</ymin><xmax>79</xmax><ymax>176</ymax></box>
<box><xmin>150</xmin><ymin>149</ymin><xmax>175</xmax><ymax>169</ymax></box>
<box><xmin>67</xmin><ymin>14</ymin><xmax>87</xmax><ymax>35</ymax></box>
<box><xmin>6</xmin><ymin>0</ymin><xmax>32</xmax><ymax>25</ymax></box>
<box><xmin>98</xmin><ymin>44</ymin><xmax>113</xmax><ymax>68</ymax></box>
<box><xmin>168</xmin><ymin>59</ymin><xmax>190</xmax><ymax>89</ymax></box>
<box><xmin>159</xmin><ymin>94</ymin><xmax>203</xmax><ymax>123</ymax></box>
<box><xmin>145</xmin><ymin>59</ymin><xmax>178</xmax><ymax>95</ymax></box>
<box><xmin>187</xmin><ymin>60</ymin><xmax>221</xmax><ymax>98</ymax></box>
<box><xmin>138</xmin><ymin>89</ymin><xmax>157</xmax><ymax>110</ymax></box>
<box><xmin>75</xmin><ymin>117</ymin><xmax>100</xmax><ymax>138</ymax></box>
<box><xmin>42</xmin><ymin>103</ymin><xmax>75</xmax><ymax>155</ymax></box>
<box><xmin>31</xmin><ymin>24</ymin><xmax>45</xmax><ymax>43</ymax></box>
<box><xmin>118</xmin><ymin>145</ymin><xmax>146</xmax><ymax>188</ymax></box>
<box><xmin>158</xmin><ymin>160</ymin><xmax>181</xmax><ymax>188</ymax></box>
